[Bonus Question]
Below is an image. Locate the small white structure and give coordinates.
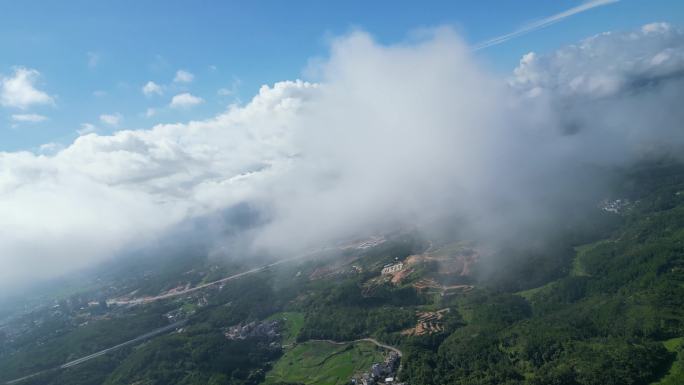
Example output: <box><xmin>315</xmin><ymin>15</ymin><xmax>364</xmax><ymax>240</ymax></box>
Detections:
<box><xmin>381</xmin><ymin>262</ymin><xmax>403</xmax><ymax>275</ymax></box>
<box><xmin>385</xmin><ymin>377</ymin><xmax>394</xmax><ymax>383</ymax></box>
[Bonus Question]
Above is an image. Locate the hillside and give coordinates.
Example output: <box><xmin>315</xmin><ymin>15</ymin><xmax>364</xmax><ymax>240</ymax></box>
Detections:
<box><xmin>0</xmin><ymin>161</ymin><xmax>683</xmax><ymax>385</ymax></box>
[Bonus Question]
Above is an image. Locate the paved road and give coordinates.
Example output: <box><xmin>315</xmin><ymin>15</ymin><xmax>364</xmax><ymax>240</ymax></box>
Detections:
<box><xmin>308</xmin><ymin>338</ymin><xmax>402</xmax><ymax>356</ymax></box>
<box><xmin>5</xmin><ymin>246</ymin><xmax>381</xmax><ymax>384</ymax></box>
<box><xmin>108</xmin><ymin>256</ymin><xmax>305</xmax><ymax>306</ymax></box>
<box><xmin>61</xmin><ymin>320</ymin><xmax>186</xmax><ymax>368</ymax></box>
<box><xmin>109</xmin><ymin>241</ymin><xmax>380</xmax><ymax>306</ymax></box>
<box><xmin>359</xmin><ymin>337</ymin><xmax>403</xmax><ymax>357</ymax></box>
<box><xmin>7</xmin><ymin>255</ymin><xmax>315</xmax><ymax>384</ymax></box>
<box><xmin>4</xmin><ymin>320</ymin><xmax>186</xmax><ymax>385</ymax></box>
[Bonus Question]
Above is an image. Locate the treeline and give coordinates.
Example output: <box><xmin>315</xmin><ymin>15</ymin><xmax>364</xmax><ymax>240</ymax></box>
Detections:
<box><xmin>102</xmin><ymin>329</ymin><xmax>281</xmax><ymax>385</ymax></box>
<box><xmin>294</xmin><ymin>269</ymin><xmax>427</xmax><ymax>342</ymax></box>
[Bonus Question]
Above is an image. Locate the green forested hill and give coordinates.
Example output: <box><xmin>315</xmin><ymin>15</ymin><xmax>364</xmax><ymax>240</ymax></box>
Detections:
<box><xmin>2</xmin><ymin>162</ymin><xmax>684</xmax><ymax>385</ymax></box>
<box><xmin>401</xmin><ymin>162</ymin><xmax>684</xmax><ymax>385</ymax></box>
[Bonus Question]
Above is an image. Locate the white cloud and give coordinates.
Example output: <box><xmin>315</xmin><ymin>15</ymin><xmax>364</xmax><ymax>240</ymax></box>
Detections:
<box><xmin>0</xmin><ymin>79</ymin><xmax>314</xmax><ymax>286</ymax></box>
<box><xmin>39</xmin><ymin>142</ymin><xmax>63</xmax><ymax>153</ymax></box>
<box><xmin>642</xmin><ymin>22</ymin><xmax>672</xmax><ymax>34</ymax></box>
<box><xmin>11</xmin><ymin>113</ymin><xmax>47</xmax><ymax>123</ymax></box>
<box><xmin>218</xmin><ymin>78</ymin><xmax>241</xmax><ymax>97</ymax></box>
<box><xmin>170</xmin><ymin>92</ymin><xmax>203</xmax><ymax>108</ymax></box>
<box><xmin>174</xmin><ymin>69</ymin><xmax>194</xmax><ymax>83</ymax></box>
<box><xmin>142</xmin><ymin>81</ymin><xmax>163</xmax><ymax>96</ymax></box>
<box><xmin>77</xmin><ymin>123</ymin><xmax>97</xmax><ymax>135</ymax></box>
<box><xmin>93</xmin><ymin>90</ymin><xmax>107</xmax><ymax>97</ymax></box>
<box><xmin>0</xmin><ymin>67</ymin><xmax>54</xmax><ymax>109</ymax></box>
<box><xmin>99</xmin><ymin>113</ymin><xmax>122</xmax><ymax>126</ymax></box>
<box><xmin>1</xmin><ymin>24</ymin><xmax>683</xmax><ymax>288</ymax></box>
<box><xmin>145</xmin><ymin>108</ymin><xmax>157</xmax><ymax>117</ymax></box>
<box><xmin>510</xmin><ymin>22</ymin><xmax>684</xmax><ymax>98</ymax></box>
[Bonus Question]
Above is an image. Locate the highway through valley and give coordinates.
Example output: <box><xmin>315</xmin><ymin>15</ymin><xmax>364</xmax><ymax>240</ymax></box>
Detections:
<box><xmin>4</xmin><ymin>320</ymin><xmax>186</xmax><ymax>385</ymax></box>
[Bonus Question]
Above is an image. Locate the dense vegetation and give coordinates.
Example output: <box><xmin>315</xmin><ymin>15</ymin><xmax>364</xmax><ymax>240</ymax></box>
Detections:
<box><xmin>399</xmin><ymin>161</ymin><xmax>684</xmax><ymax>385</ymax></box>
<box><xmin>0</xmin><ymin>304</ymin><xmax>171</xmax><ymax>382</ymax></box>
<box><xmin>1</xmin><ymin>161</ymin><xmax>683</xmax><ymax>385</ymax></box>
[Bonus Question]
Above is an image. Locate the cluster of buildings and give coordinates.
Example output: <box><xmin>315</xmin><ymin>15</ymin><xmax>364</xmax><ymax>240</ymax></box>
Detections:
<box><xmin>381</xmin><ymin>262</ymin><xmax>404</xmax><ymax>275</ymax></box>
<box><xmin>600</xmin><ymin>198</ymin><xmax>630</xmax><ymax>214</ymax></box>
<box><xmin>224</xmin><ymin>320</ymin><xmax>280</xmax><ymax>341</ymax></box>
<box><xmin>0</xmin><ymin>294</ymin><xmax>120</xmax><ymax>350</ymax></box>
<box><xmin>342</xmin><ymin>235</ymin><xmax>387</xmax><ymax>250</ymax></box>
<box><xmin>356</xmin><ymin>236</ymin><xmax>387</xmax><ymax>250</ymax></box>
<box><xmin>353</xmin><ymin>351</ymin><xmax>403</xmax><ymax>385</ymax></box>
<box><xmin>163</xmin><ymin>308</ymin><xmax>189</xmax><ymax>323</ymax></box>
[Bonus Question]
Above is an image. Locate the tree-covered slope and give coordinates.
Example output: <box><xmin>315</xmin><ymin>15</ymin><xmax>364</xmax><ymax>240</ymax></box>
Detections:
<box><xmin>401</xmin><ymin>161</ymin><xmax>684</xmax><ymax>385</ymax></box>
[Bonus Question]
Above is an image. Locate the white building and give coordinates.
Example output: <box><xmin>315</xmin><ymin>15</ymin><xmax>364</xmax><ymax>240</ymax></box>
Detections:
<box><xmin>381</xmin><ymin>262</ymin><xmax>404</xmax><ymax>275</ymax></box>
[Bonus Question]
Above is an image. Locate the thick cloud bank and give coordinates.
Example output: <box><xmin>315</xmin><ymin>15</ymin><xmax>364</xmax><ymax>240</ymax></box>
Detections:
<box><xmin>1</xmin><ymin>24</ymin><xmax>684</xmax><ymax>287</ymax></box>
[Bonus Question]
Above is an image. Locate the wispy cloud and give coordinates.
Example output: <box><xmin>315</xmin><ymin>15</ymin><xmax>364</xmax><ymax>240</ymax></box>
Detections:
<box><xmin>173</xmin><ymin>70</ymin><xmax>194</xmax><ymax>83</ymax></box>
<box><xmin>87</xmin><ymin>52</ymin><xmax>101</xmax><ymax>68</ymax></box>
<box><xmin>142</xmin><ymin>81</ymin><xmax>163</xmax><ymax>96</ymax></box>
<box><xmin>218</xmin><ymin>77</ymin><xmax>242</xmax><ymax>97</ymax></box>
<box><xmin>77</xmin><ymin>123</ymin><xmax>97</xmax><ymax>135</ymax></box>
<box><xmin>99</xmin><ymin>113</ymin><xmax>122</xmax><ymax>126</ymax></box>
<box><xmin>11</xmin><ymin>113</ymin><xmax>47</xmax><ymax>123</ymax></box>
<box><xmin>473</xmin><ymin>0</ymin><xmax>619</xmax><ymax>51</ymax></box>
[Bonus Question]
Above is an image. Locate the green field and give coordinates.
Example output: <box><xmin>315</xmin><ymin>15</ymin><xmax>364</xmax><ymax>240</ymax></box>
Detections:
<box><xmin>515</xmin><ymin>240</ymin><xmax>604</xmax><ymax>300</ymax></box>
<box><xmin>263</xmin><ymin>340</ymin><xmax>385</xmax><ymax>385</ymax></box>
<box><xmin>571</xmin><ymin>240</ymin><xmax>610</xmax><ymax>277</ymax></box>
<box><xmin>515</xmin><ymin>280</ymin><xmax>556</xmax><ymax>300</ymax></box>
<box><xmin>267</xmin><ymin>311</ymin><xmax>305</xmax><ymax>345</ymax></box>
<box><xmin>652</xmin><ymin>337</ymin><xmax>684</xmax><ymax>385</ymax></box>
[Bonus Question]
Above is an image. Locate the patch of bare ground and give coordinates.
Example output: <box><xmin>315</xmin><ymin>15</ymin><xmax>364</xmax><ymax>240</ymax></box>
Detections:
<box><xmin>412</xmin><ymin>278</ymin><xmax>473</xmax><ymax>296</ymax></box>
<box><xmin>390</xmin><ymin>268</ymin><xmax>413</xmax><ymax>284</ymax></box>
<box><xmin>405</xmin><ymin>248</ymin><xmax>480</xmax><ymax>276</ymax></box>
<box><xmin>401</xmin><ymin>308</ymin><xmax>450</xmax><ymax>336</ymax></box>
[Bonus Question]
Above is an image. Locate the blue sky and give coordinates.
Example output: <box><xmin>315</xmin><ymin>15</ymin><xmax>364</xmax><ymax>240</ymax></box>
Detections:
<box><xmin>1</xmin><ymin>0</ymin><xmax>683</xmax><ymax>152</ymax></box>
